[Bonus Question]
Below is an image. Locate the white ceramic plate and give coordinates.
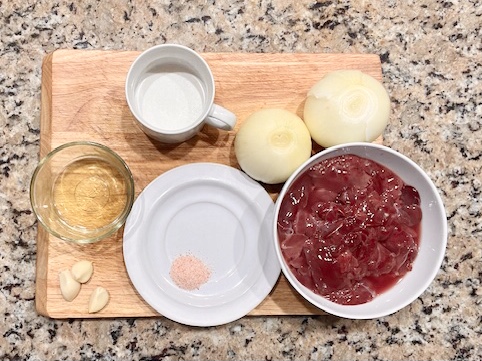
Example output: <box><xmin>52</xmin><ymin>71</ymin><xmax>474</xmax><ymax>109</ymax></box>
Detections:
<box><xmin>123</xmin><ymin>163</ymin><xmax>280</xmax><ymax>326</ymax></box>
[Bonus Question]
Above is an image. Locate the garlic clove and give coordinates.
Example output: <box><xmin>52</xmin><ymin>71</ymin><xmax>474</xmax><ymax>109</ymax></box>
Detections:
<box><xmin>59</xmin><ymin>270</ymin><xmax>81</xmax><ymax>302</ymax></box>
<box><xmin>88</xmin><ymin>286</ymin><xmax>110</xmax><ymax>313</ymax></box>
<box><xmin>71</xmin><ymin>260</ymin><xmax>94</xmax><ymax>284</ymax></box>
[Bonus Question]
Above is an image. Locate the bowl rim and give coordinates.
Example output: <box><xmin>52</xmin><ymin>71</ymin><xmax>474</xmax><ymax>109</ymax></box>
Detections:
<box><xmin>273</xmin><ymin>142</ymin><xmax>448</xmax><ymax>319</ymax></box>
<box><xmin>30</xmin><ymin>140</ymin><xmax>135</xmax><ymax>244</ymax></box>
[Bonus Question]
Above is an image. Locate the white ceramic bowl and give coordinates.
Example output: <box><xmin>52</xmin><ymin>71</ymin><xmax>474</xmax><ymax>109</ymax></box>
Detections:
<box><xmin>273</xmin><ymin>142</ymin><xmax>447</xmax><ymax>319</ymax></box>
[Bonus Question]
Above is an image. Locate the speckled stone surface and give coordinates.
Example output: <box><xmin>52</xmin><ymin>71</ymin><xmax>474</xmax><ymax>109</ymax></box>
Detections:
<box><xmin>1</xmin><ymin>0</ymin><xmax>481</xmax><ymax>360</ymax></box>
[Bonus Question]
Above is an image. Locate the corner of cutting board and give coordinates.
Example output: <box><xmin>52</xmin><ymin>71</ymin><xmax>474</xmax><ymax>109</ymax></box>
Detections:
<box><xmin>41</xmin><ymin>52</ymin><xmax>54</xmax><ymax>90</ymax></box>
<box><xmin>42</xmin><ymin>48</ymin><xmax>71</xmax><ymax>62</ymax></box>
<box><xmin>34</xmin><ymin>280</ymin><xmax>50</xmax><ymax>318</ymax></box>
<box><xmin>35</xmin><ymin>227</ymin><xmax>52</xmax><ymax>318</ymax></box>
<box><xmin>40</xmin><ymin>52</ymin><xmax>55</xmax><ymax>158</ymax></box>
<box><xmin>35</xmin><ymin>296</ymin><xmax>52</xmax><ymax>318</ymax></box>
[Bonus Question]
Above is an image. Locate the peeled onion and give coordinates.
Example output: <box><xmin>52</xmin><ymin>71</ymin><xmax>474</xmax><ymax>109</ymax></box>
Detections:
<box><xmin>303</xmin><ymin>70</ymin><xmax>391</xmax><ymax>147</ymax></box>
<box><xmin>234</xmin><ymin>108</ymin><xmax>312</xmax><ymax>184</ymax></box>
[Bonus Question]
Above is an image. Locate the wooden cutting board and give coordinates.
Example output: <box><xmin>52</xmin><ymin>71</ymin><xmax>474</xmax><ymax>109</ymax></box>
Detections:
<box><xmin>36</xmin><ymin>49</ymin><xmax>383</xmax><ymax>319</ymax></box>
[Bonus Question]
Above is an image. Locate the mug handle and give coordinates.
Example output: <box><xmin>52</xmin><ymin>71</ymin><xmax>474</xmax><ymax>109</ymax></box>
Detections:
<box><xmin>205</xmin><ymin>104</ymin><xmax>237</xmax><ymax>131</ymax></box>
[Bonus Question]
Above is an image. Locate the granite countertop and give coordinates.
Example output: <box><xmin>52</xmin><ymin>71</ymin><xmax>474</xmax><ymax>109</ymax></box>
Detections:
<box><xmin>1</xmin><ymin>0</ymin><xmax>481</xmax><ymax>360</ymax></box>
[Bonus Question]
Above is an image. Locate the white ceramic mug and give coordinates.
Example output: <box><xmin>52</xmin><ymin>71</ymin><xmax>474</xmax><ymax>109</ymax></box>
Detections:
<box><xmin>125</xmin><ymin>44</ymin><xmax>237</xmax><ymax>143</ymax></box>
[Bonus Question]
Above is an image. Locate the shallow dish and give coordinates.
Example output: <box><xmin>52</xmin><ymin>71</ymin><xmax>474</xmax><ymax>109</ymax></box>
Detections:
<box><xmin>123</xmin><ymin>163</ymin><xmax>280</xmax><ymax>326</ymax></box>
<box><xmin>30</xmin><ymin>141</ymin><xmax>134</xmax><ymax>244</ymax></box>
<box><xmin>273</xmin><ymin>142</ymin><xmax>447</xmax><ymax>319</ymax></box>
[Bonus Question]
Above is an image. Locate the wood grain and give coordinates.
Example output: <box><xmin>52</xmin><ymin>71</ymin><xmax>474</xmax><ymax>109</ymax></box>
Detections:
<box><xmin>36</xmin><ymin>49</ymin><xmax>383</xmax><ymax>319</ymax></box>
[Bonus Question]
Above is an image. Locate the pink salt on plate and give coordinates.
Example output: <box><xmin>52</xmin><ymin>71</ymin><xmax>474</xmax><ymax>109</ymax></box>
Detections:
<box><xmin>169</xmin><ymin>254</ymin><xmax>211</xmax><ymax>290</ymax></box>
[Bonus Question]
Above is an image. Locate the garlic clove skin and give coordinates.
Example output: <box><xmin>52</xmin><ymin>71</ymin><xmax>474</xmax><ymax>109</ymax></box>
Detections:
<box><xmin>88</xmin><ymin>286</ymin><xmax>110</xmax><ymax>314</ymax></box>
<box><xmin>71</xmin><ymin>260</ymin><xmax>94</xmax><ymax>284</ymax></box>
<box><xmin>304</xmin><ymin>70</ymin><xmax>390</xmax><ymax>148</ymax></box>
<box><xmin>59</xmin><ymin>270</ymin><xmax>81</xmax><ymax>302</ymax></box>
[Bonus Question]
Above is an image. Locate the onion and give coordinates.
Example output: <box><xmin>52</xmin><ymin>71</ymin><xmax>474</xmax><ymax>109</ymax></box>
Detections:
<box><xmin>234</xmin><ymin>108</ymin><xmax>312</xmax><ymax>184</ymax></box>
<box><xmin>303</xmin><ymin>70</ymin><xmax>390</xmax><ymax>147</ymax></box>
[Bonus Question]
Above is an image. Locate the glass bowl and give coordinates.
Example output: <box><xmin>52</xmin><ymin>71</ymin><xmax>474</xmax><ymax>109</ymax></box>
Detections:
<box><xmin>30</xmin><ymin>141</ymin><xmax>135</xmax><ymax>244</ymax></box>
<box><xmin>273</xmin><ymin>142</ymin><xmax>447</xmax><ymax>319</ymax></box>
